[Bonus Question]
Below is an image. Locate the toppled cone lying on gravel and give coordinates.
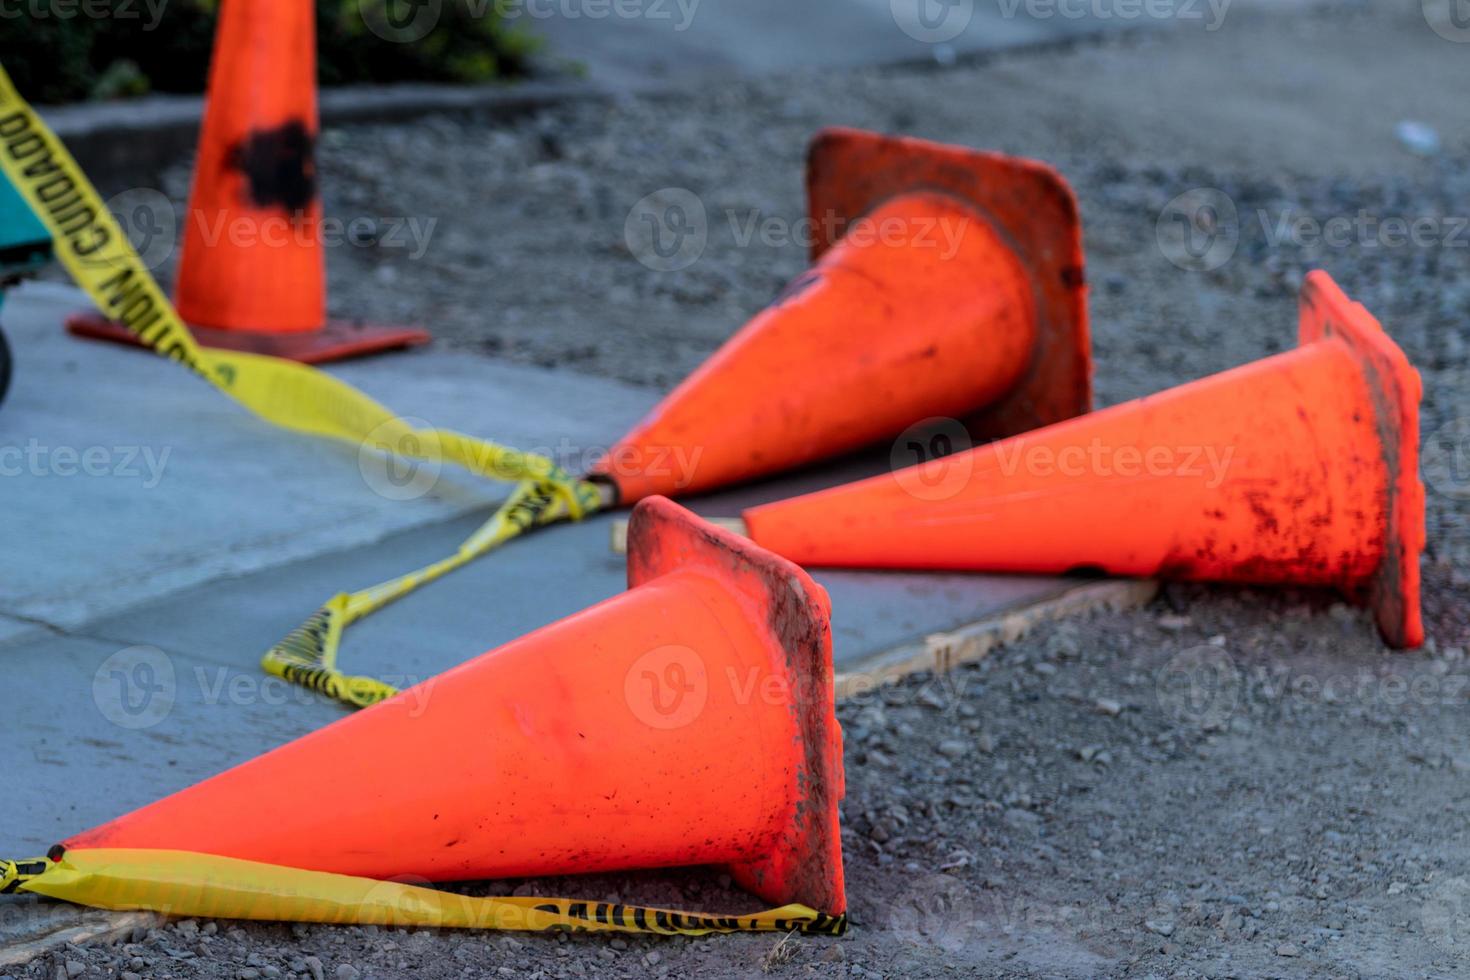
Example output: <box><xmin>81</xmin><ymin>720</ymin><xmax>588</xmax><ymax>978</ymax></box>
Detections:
<box><xmin>732</xmin><ymin>272</ymin><xmax>1427</xmax><ymax>649</ymax></box>
<box><xmin>1</xmin><ymin>499</ymin><xmax>846</xmax><ymax>937</ymax></box>
<box><xmin>590</xmin><ymin>126</ymin><xmax>1091</xmax><ymax>502</ymax></box>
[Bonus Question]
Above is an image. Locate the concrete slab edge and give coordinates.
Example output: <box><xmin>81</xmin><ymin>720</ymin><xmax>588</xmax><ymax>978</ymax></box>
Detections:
<box><xmin>2</xmin><ymin>494</ymin><xmax>502</xmax><ymax>639</ymax></box>
<box><xmin>41</xmin><ymin>77</ymin><xmax>664</xmax><ymax>178</ymax></box>
<box><xmin>0</xmin><ymin>907</ymin><xmax>161</xmax><ymax>968</ymax></box>
<box><xmin>34</xmin><ymin>20</ymin><xmax>1156</xmax><ymax>180</ymax></box>
<box><xmin>834</xmin><ymin>578</ymin><xmax>1159</xmax><ymax>698</ymax></box>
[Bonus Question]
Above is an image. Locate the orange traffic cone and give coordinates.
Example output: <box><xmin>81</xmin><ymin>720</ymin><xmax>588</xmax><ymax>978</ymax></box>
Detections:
<box><xmin>67</xmin><ymin>0</ymin><xmax>429</xmax><ymax>363</ymax></box>
<box><xmin>55</xmin><ymin>498</ymin><xmax>845</xmax><ymax>914</ymax></box>
<box><xmin>589</xmin><ymin>127</ymin><xmax>1091</xmax><ymax>503</ymax></box>
<box><xmin>739</xmin><ymin>272</ymin><xmax>1425</xmax><ymax>648</ymax></box>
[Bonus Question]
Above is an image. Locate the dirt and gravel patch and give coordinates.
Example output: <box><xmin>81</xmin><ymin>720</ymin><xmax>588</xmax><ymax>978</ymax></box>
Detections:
<box><xmin>24</xmin><ymin>0</ymin><xmax>1470</xmax><ymax>976</ymax></box>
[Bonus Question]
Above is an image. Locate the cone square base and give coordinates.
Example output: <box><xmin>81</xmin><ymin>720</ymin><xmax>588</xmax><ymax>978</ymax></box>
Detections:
<box><xmin>806</xmin><ymin>127</ymin><xmax>1090</xmax><ymax>437</ymax></box>
<box><xmin>1296</xmin><ymin>272</ymin><xmax>1424</xmax><ymax>648</ymax></box>
<box><xmin>626</xmin><ymin>497</ymin><xmax>846</xmax><ymax>915</ymax></box>
<box><xmin>66</xmin><ymin>311</ymin><xmax>430</xmax><ymax>365</ymax></box>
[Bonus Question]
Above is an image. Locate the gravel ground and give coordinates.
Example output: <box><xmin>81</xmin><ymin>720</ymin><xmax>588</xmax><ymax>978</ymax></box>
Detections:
<box><xmin>27</xmin><ymin>0</ymin><xmax>1470</xmax><ymax>976</ymax></box>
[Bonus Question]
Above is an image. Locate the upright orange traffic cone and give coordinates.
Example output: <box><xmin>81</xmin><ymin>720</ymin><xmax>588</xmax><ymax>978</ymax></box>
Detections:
<box><xmin>53</xmin><ymin>498</ymin><xmax>845</xmax><ymax>915</ymax></box>
<box><xmin>66</xmin><ymin>0</ymin><xmax>429</xmax><ymax>363</ymax></box>
<box><xmin>589</xmin><ymin>127</ymin><xmax>1091</xmax><ymax>503</ymax></box>
<box><xmin>739</xmin><ymin>272</ymin><xmax>1425</xmax><ymax>648</ymax></box>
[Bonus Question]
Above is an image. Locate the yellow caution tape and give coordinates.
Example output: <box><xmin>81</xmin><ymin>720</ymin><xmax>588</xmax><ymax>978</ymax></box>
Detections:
<box><xmin>0</xmin><ymin>62</ymin><xmax>607</xmax><ymax>710</ymax></box>
<box><xmin>0</xmin><ymin>68</ymin><xmax>564</xmax><ymax>483</ymax></box>
<box><xmin>0</xmin><ymin>67</ymin><xmax>848</xmax><ymax>939</ymax></box>
<box><xmin>262</xmin><ymin>478</ymin><xmax>603</xmax><ymax>708</ymax></box>
<box><xmin>6</xmin><ymin>851</ymin><xmax>846</xmax><ymax>937</ymax></box>
<box><xmin>0</xmin><ymin>856</ymin><xmax>48</xmax><ymax>894</ymax></box>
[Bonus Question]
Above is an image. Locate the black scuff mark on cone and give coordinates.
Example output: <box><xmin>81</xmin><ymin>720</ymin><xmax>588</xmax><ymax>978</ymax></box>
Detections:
<box><xmin>227</xmin><ymin>120</ymin><xmax>318</xmax><ymax>214</ymax></box>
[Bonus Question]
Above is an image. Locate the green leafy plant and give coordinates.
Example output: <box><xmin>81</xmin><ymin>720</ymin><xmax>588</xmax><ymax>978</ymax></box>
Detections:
<box><xmin>0</xmin><ymin>0</ymin><xmax>536</xmax><ymax>105</ymax></box>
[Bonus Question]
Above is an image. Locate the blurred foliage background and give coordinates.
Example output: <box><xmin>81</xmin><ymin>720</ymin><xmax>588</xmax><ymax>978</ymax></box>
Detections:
<box><xmin>0</xmin><ymin>0</ymin><xmax>537</xmax><ymax>104</ymax></box>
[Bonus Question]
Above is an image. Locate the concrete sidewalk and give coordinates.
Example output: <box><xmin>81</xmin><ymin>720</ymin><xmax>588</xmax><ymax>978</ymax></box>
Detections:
<box><xmin>1</xmin><ymin>282</ymin><xmax>1143</xmax><ymax>852</ymax></box>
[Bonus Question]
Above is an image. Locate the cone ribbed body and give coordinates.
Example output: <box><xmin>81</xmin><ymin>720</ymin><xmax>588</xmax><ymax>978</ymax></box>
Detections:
<box><xmin>173</xmin><ymin>0</ymin><xmax>324</xmax><ymax>333</ymax></box>
<box><xmin>591</xmin><ymin>128</ymin><xmax>1090</xmax><ymax>503</ymax></box>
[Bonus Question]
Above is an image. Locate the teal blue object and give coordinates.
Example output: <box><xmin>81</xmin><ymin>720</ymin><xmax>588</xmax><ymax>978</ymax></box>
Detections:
<box><xmin>0</xmin><ymin>174</ymin><xmax>38</xmax><ymax>404</ymax></box>
<box><xmin>0</xmin><ymin>171</ymin><xmax>51</xmax><ymax>276</ymax></box>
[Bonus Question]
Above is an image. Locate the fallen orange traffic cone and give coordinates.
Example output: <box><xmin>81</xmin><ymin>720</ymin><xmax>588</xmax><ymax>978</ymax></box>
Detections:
<box><xmin>67</xmin><ymin>0</ymin><xmax>428</xmax><ymax>363</ymax></box>
<box><xmin>589</xmin><ymin>127</ymin><xmax>1091</xmax><ymax>503</ymax></box>
<box><xmin>738</xmin><ymin>272</ymin><xmax>1425</xmax><ymax>648</ymax></box>
<box><xmin>51</xmin><ymin>497</ymin><xmax>845</xmax><ymax>916</ymax></box>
